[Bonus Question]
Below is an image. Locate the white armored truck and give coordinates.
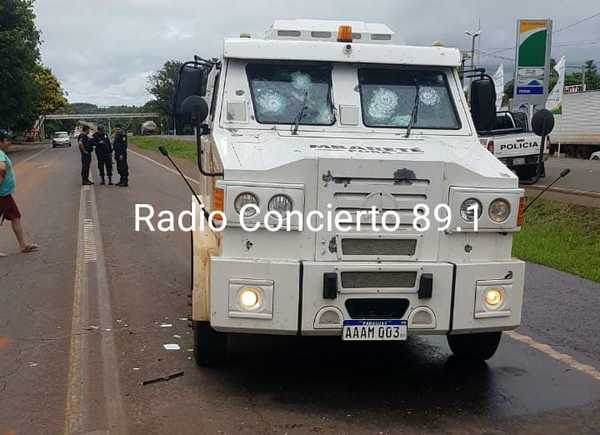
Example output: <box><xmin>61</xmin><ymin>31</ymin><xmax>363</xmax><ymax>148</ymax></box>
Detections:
<box><xmin>173</xmin><ymin>20</ymin><xmax>527</xmax><ymax>366</ymax></box>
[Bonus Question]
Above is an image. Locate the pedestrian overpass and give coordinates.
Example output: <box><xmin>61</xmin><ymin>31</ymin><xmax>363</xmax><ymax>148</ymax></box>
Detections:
<box><xmin>38</xmin><ymin>112</ymin><xmax>161</xmax><ymax>138</ymax></box>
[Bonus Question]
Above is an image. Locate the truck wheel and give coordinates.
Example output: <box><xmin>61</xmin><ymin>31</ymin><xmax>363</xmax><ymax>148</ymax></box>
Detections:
<box><xmin>447</xmin><ymin>332</ymin><xmax>502</xmax><ymax>361</ymax></box>
<box><xmin>193</xmin><ymin>321</ymin><xmax>227</xmax><ymax>366</ymax></box>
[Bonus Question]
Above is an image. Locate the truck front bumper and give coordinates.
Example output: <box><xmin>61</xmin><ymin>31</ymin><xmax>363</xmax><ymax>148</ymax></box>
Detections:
<box><xmin>209</xmin><ymin>257</ymin><xmax>525</xmax><ymax>336</ymax></box>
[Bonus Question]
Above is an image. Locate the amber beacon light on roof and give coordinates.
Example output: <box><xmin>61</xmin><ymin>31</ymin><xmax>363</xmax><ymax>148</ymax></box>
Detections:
<box><xmin>337</xmin><ymin>25</ymin><xmax>353</xmax><ymax>42</ymax></box>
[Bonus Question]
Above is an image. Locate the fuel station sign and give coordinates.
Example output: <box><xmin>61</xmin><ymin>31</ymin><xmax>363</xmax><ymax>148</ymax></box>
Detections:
<box><xmin>513</xmin><ymin>19</ymin><xmax>553</xmax><ymax>109</ymax></box>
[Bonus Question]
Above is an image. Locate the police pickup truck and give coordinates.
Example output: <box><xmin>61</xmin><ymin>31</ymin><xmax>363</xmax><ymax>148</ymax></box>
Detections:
<box><xmin>479</xmin><ymin>111</ymin><xmax>546</xmax><ymax>182</ymax></box>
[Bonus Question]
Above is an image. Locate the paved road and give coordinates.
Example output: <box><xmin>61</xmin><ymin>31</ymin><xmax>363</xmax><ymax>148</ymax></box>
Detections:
<box><xmin>1</xmin><ymin>145</ymin><xmax>599</xmax><ymax>434</ymax></box>
<box><xmin>543</xmin><ymin>156</ymin><xmax>600</xmax><ymax>193</ymax></box>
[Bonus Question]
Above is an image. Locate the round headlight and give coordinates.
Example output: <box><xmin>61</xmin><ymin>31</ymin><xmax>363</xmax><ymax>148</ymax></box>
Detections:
<box><xmin>460</xmin><ymin>198</ymin><xmax>483</xmax><ymax>222</ymax></box>
<box><xmin>234</xmin><ymin>192</ymin><xmax>259</xmax><ymax>217</ymax></box>
<box><xmin>489</xmin><ymin>198</ymin><xmax>511</xmax><ymax>223</ymax></box>
<box><xmin>268</xmin><ymin>194</ymin><xmax>293</xmax><ymax>214</ymax></box>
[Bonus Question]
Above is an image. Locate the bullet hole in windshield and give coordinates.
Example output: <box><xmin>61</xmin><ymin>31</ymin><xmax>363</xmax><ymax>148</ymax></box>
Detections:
<box><xmin>290</xmin><ymin>71</ymin><xmax>312</xmax><ymax>91</ymax></box>
<box><xmin>256</xmin><ymin>88</ymin><xmax>286</xmax><ymax>114</ymax></box>
<box><xmin>419</xmin><ymin>87</ymin><xmax>441</xmax><ymax>106</ymax></box>
<box><xmin>367</xmin><ymin>87</ymin><xmax>411</xmax><ymax>126</ymax></box>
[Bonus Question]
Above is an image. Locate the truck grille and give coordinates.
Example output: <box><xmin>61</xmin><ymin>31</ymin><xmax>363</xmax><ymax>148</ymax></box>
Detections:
<box><xmin>341</xmin><ymin>238</ymin><xmax>417</xmax><ymax>256</ymax></box>
<box><xmin>341</xmin><ymin>271</ymin><xmax>417</xmax><ymax>289</ymax></box>
<box><xmin>317</xmin><ymin>159</ymin><xmax>441</xmax><ymax>261</ymax></box>
<box><xmin>345</xmin><ymin>298</ymin><xmax>410</xmax><ymax>319</ymax></box>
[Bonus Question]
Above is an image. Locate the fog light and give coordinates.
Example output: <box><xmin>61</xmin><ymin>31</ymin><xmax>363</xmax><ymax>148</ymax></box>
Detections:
<box><xmin>484</xmin><ymin>287</ymin><xmax>504</xmax><ymax>308</ymax></box>
<box><xmin>239</xmin><ymin>287</ymin><xmax>261</xmax><ymax>310</ymax></box>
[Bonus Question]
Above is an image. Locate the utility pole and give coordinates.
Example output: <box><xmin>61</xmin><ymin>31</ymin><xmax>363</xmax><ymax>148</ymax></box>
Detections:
<box><xmin>464</xmin><ymin>29</ymin><xmax>481</xmax><ymax>94</ymax></box>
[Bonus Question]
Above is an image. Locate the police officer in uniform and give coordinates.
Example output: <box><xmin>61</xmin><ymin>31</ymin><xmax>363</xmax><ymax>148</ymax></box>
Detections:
<box><xmin>91</xmin><ymin>125</ymin><xmax>113</xmax><ymax>185</ymax></box>
<box><xmin>78</xmin><ymin>125</ymin><xmax>93</xmax><ymax>185</ymax></box>
<box><xmin>113</xmin><ymin>125</ymin><xmax>129</xmax><ymax>187</ymax></box>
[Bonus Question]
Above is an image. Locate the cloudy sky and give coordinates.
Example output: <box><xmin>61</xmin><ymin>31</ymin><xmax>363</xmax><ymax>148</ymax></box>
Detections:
<box><xmin>34</xmin><ymin>0</ymin><xmax>600</xmax><ymax>107</ymax></box>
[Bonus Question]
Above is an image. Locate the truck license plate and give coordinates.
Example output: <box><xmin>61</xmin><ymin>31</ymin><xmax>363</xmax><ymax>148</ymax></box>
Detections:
<box><xmin>342</xmin><ymin>320</ymin><xmax>407</xmax><ymax>341</ymax></box>
<box><xmin>513</xmin><ymin>157</ymin><xmax>526</xmax><ymax>166</ymax></box>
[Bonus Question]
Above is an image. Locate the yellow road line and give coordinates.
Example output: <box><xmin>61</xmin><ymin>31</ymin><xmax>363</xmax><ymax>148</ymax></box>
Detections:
<box><xmin>507</xmin><ymin>330</ymin><xmax>600</xmax><ymax>382</ymax></box>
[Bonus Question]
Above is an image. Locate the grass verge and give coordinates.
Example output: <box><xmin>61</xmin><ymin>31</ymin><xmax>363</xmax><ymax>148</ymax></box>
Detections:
<box><xmin>129</xmin><ymin>136</ymin><xmax>197</xmax><ymax>162</ymax></box>
<box><xmin>514</xmin><ymin>199</ymin><xmax>600</xmax><ymax>283</ymax></box>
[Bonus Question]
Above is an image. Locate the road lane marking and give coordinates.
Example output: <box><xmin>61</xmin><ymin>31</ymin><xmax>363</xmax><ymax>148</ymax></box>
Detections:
<box><xmin>89</xmin><ymin>185</ymin><xmax>127</xmax><ymax>434</ymax></box>
<box><xmin>13</xmin><ymin>146</ymin><xmax>50</xmax><ymax>166</ymax></box>
<box><xmin>83</xmin><ymin>219</ymin><xmax>98</xmax><ymax>263</ymax></box>
<box><xmin>65</xmin><ymin>186</ymin><xmax>89</xmax><ymax>434</ymax></box>
<box><xmin>65</xmin><ymin>184</ymin><xmax>126</xmax><ymax>435</ymax></box>
<box><xmin>129</xmin><ymin>149</ymin><xmax>201</xmax><ymax>185</ymax></box>
<box><xmin>507</xmin><ymin>331</ymin><xmax>600</xmax><ymax>382</ymax></box>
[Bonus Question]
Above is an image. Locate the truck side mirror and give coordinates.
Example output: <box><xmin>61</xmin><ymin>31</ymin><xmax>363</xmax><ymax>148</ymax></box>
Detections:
<box><xmin>181</xmin><ymin>96</ymin><xmax>209</xmax><ymax>125</ymax></box>
<box><xmin>531</xmin><ymin>109</ymin><xmax>555</xmax><ymax>137</ymax></box>
<box><xmin>174</xmin><ymin>62</ymin><xmax>209</xmax><ymax>123</ymax></box>
<box><xmin>470</xmin><ymin>78</ymin><xmax>496</xmax><ymax>132</ymax></box>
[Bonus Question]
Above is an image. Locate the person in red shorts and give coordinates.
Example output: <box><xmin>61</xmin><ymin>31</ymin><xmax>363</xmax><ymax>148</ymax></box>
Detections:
<box><xmin>0</xmin><ymin>129</ymin><xmax>38</xmax><ymax>257</ymax></box>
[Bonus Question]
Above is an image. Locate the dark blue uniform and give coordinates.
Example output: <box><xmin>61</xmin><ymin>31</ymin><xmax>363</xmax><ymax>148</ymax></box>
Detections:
<box><xmin>78</xmin><ymin>133</ymin><xmax>93</xmax><ymax>184</ymax></box>
<box><xmin>91</xmin><ymin>132</ymin><xmax>113</xmax><ymax>184</ymax></box>
<box><xmin>113</xmin><ymin>131</ymin><xmax>129</xmax><ymax>186</ymax></box>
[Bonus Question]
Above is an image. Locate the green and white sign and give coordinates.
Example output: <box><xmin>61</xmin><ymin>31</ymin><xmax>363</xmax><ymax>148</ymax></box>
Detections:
<box><xmin>513</xmin><ymin>19</ymin><xmax>553</xmax><ymax>109</ymax></box>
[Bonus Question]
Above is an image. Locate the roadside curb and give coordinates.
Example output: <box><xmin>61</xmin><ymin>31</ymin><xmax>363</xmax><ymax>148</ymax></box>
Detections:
<box><xmin>524</xmin><ymin>185</ymin><xmax>600</xmax><ymax>199</ymax></box>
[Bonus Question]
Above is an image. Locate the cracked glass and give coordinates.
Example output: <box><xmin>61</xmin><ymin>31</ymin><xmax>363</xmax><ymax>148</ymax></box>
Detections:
<box><xmin>247</xmin><ymin>63</ymin><xmax>335</xmax><ymax>126</ymax></box>
<box><xmin>359</xmin><ymin>68</ymin><xmax>460</xmax><ymax>129</ymax></box>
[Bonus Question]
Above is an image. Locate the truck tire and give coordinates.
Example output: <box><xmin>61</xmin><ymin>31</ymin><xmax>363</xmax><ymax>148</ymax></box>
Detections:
<box><xmin>193</xmin><ymin>321</ymin><xmax>228</xmax><ymax>366</ymax></box>
<box><xmin>447</xmin><ymin>331</ymin><xmax>502</xmax><ymax>361</ymax></box>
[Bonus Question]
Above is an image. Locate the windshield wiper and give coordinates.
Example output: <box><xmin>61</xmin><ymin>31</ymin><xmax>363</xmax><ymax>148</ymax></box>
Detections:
<box><xmin>291</xmin><ymin>90</ymin><xmax>310</xmax><ymax>136</ymax></box>
<box><xmin>404</xmin><ymin>79</ymin><xmax>421</xmax><ymax>138</ymax></box>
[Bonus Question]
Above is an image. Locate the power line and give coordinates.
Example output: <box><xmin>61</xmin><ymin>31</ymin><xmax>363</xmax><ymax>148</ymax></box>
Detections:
<box><xmin>475</xmin><ymin>11</ymin><xmax>600</xmax><ymax>56</ymax></box>
<box><xmin>475</xmin><ymin>49</ymin><xmax>514</xmax><ymax>62</ymax></box>
<box><xmin>476</xmin><ymin>39</ymin><xmax>600</xmax><ymax>62</ymax></box>
<box><xmin>554</xmin><ymin>10</ymin><xmax>600</xmax><ymax>34</ymax></box>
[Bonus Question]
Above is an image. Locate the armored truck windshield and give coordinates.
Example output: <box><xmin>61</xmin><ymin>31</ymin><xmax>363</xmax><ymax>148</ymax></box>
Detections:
<box><xmin>358</xmin><ymin>68</ymin><xmax>461</xmax><ymax>130</ymax></box>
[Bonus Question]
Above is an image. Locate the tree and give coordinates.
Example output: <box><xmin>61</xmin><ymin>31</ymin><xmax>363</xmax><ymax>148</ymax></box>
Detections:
<box><xmin>584</xmin><ymin>60</ymin><xmax>600</xmax><ymax>90</ymax></box>
<box><xmin>503</xmin><ymin>80</ymin><xmax>514</xmax><ymax>107</ymax></box>
<box><xmin>33</xmin><ymin>65</ymin><xmax>68</xmax><ymax>114</ymax></box>
<box><xmin>147</xmin><ymin>60</ymin><xmax>183</xmax><ymax>133</ymax></box>
<box><xmin>0</xmin><ymin>0</ymin><xmax>41</xmax><ymax>131</ymax></box>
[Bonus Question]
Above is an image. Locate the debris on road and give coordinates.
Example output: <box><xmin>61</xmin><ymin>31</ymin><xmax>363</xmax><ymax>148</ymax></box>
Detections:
<box><xmin>160</xmin><ymin>323</ymin><xmax>173</xmax><ymax>328</ymax></box>
<box><xmin>142</xmin><ymin>371</ymin><xmax>184</xmax><ymax>386</ymax></box>
<box><xmin>163</xmin><ymin>344</ymin><xmax>180</xmax><ymax>351</ymax></box>
<box><xmin>0</xmin><ymin>336</ymin><xmax>10</xmax><ymax>348</ymax></box>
